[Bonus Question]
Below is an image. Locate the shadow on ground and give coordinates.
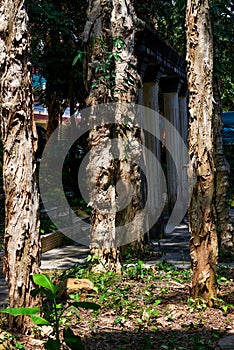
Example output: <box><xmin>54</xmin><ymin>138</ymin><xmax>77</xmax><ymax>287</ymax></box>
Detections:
<box><xmin>82</xmin><ymin>329</ymin><xmax>223</xmax><ymax>349</ymax></box>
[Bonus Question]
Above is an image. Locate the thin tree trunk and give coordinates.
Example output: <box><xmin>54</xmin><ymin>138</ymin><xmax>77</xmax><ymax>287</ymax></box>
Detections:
<box><xmin>186</xmin><ymin>0</ymin><xmax>218</xmax><ymax>304</ymax></box>
<box><xmin>82</xmin><ymin>0</ymin><xmax>144</xmax><ymax>272</ymax></box>
<box><xmin>46</xmin><ymin>90</ymin><xmax>60</xmax><ymax>140</ymax></box>
<box><xmin>0</xmin><ymin>0</ymin><xmax>40</xmax><ymax>332</ymax></box>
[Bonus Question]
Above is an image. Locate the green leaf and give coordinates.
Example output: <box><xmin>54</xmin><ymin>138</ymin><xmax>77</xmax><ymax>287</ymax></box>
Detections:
<box><xmin>93</xmin><ymin>286</ymin><xmax>98</xmax><ymax>293</ymax></box>
<box><xmin>222</xmin><ymin>305</ymin><xmax>229</xmax><ymax>313</ymax></box>
<box><xmin>31</xmin><ymin>287</ymin><xmax>55</xmax><ymax>300</ymax></box>
<box><xmin>153</xmin><ymin>299</ymin><xmax>162</xmax><ymax>306</ymax></box>
<box><xmin>15</xmin><ymin>342</ymin><xmax>26</xmax><ymax>350</ymax></box>
<box><xmin>33</xmin><ymin>274</ymin><xmax>60</xmax><ymax>294</ymax></box>
<box><xmin>69</xmin><ymin>301</ymin><xmax>100</xmax><ymax>310</ymax></box>
<box><xmin>63</xmin><ymin>328</ymin><xmax>85</xmax><ymax>350</ymax></box>
<box><xmin>113</xmin><ymin>37</ymin><xmax>125</xmax><ymax>50</ymax></box>
<box><xmin>152</xmin><ymin>309</ymin><xmax>160</xmax><ymax>317</ymax></box>
<box><xmin>69</xmin><ymin>293</ymin><xmax>81</xmax><ymax>301</ymax></box>
<box><xmin>72</xmin><ymin>51</ymin><xmax>83</xmax><ymax>66</ymax></box>
<box><xmin>45</xmin><ymin>339</ymin><xmax>61</xmax><ymax>350</ymax></box>
<box><xmin>113</xmin><ymin>53</ymin><xmax>121</xmax><ymax>61</ymax></box>
<box><xmin>31</xmin><ymin>314</ymin><xmax>51</xmax><ymax>326</ymax></box>
<box><xmin>31</xmin><ymin>287</ymin><xmax>46</xmax><ymax>297</ymax></box>
<box><xmin>0</xmin><ymin>307</ymin><xmax>40</xmax><ymax>316</ymax></box>
<box><xmin>91</xmin><ymin>82</ymin><xmax>98</xmax><ymax>88</ymax></box>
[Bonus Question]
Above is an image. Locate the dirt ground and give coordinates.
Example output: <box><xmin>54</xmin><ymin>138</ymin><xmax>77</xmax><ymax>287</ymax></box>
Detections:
<box><xmin>7</xmin><ymin>262</ymin><xmax>234</xmax><ymax>350</ymax></box>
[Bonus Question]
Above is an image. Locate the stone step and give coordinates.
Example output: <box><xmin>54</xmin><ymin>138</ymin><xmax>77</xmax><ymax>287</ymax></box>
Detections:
<box><xmin>218</xmin><ymin>334</ymin><xmax>234</xmax><ymax>349</ymax></box>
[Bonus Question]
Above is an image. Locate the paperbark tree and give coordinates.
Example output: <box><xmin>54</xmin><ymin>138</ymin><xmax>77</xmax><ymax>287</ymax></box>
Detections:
<box><xmin>186</xmin><ymin>0</ymin><xmax>218</xmax><ymax>304</ymax></box>
<box><xmin>82</xmin><ymin>0</ymin><xmax>145</xmax><ymax>272</ymax></box>
<box><xmin>0</xmin><ymin>0</ymin><xmax>40</xmax><ymax>332</ymax></box>
<box><xmin>211</xmin><ymin>5</ymin><xmax>234</xmax><ymax>250</ymax></box>
<box><xmin>213</xmin><ymin>77</ymin><xmax>234</xmax><ymax>250</ymax></box>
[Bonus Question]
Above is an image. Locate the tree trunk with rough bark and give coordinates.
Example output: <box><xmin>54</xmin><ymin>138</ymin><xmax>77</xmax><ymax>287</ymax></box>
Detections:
<box><xmin>0</xmin><ymin>0</ymin><xmax>40</xmax><ymax>333</ymax></box>
<box><xmin>82</xmin><ymin>0</ymin><xmax>145</xmax><ymax>272</ymax></box>
<box><xmin>186</xmin><ymin>0</ymin><xmax>218</xmax><ymax>304</ymax></box>
<box><xmin>213</xmin><ymin>78</ymin><xmax>234</xmax><ymax>251</ymax></box>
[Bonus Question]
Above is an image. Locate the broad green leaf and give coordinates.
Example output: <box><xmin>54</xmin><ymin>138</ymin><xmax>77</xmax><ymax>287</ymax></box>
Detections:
<box><xmin>45</xmin><ymin>339</ymin><xmax>61</xmax><ymax>350</ymax></box>
<box><xmin>33</xmin><ymin>274</ymin><xmax>60</xmax><ymax>294</ymax></box>
<box><xmin>30</xmin><ymin>287</ymin><xmax>46</xmax><ymax>298</ymax></box>
<box><xmin>63</xmin><ymin>328</ymin><xmax>84</xmax><ymax>350</ymax></box>
<box><xmin>69</xmin><ymin>301</ymin><xmax>100</xmax><ymax>310</ymax></box>
<box><xmin>31</xmin><ymin>287</ymin><xmax>55</xmax><ymax>300</ymax></box>
<box><xmin>0</xmin><ymin>307</ymin><xmax>40</xmax><ymax>316</ymax></box>
<box><xmin>31</xmin><ymin>314</ymin><xmax>51</xmax><ymax>325</ymax></box>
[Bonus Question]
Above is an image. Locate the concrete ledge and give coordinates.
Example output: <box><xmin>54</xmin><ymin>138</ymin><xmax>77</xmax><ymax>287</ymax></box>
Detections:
<box><xmin>41</xmin><ymin>231</ymin><xmax>65</xmax><ymax>253</ymax></box>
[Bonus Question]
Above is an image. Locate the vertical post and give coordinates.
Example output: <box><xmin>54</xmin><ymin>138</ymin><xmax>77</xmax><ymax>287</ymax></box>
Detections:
<box><xmin>179</xmin><ymin>83</ymin><xmax>188</xmax><ymax>144</ymax></box>
<box><xmin>142</xmin><ymin>76</ymin><xmax>164</xmax><ymax>238</ymax></box>
<box><xmin>178</xmin><ymin>85</ymin><xmax>189</xmax><ymax>221</ymax></box>
<box><xmin>161</xmin><ymin>78</ymin><xmax>181</xmax><ymax>213</ymax></box>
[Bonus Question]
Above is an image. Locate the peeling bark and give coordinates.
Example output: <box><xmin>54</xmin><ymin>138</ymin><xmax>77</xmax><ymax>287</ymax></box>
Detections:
<box><xmin>213</xmin><ymin>78</ymin><xmax>234</xmax><ymax>250</ymax></box>
<box><xmin>0</xmin><ymin>0</ymin><xmax>40</xmax><ymax>332</ymax></box>
<box><xmin>186</xmin><ymin>0</ymin><xmax>218</xmax><ymax>304</ymax></box>
<box><xmin>83</xmin><ymin>0</ymin><xmax>145</xmax><ymax>272</ymax></box>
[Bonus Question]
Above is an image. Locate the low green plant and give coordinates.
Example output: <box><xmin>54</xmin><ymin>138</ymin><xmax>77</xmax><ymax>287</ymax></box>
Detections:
<box><xmin>0</xmin><ymin>274</ymin><xmax>100</xmax><ymax>350</ymax></box>
<box><xmin>14</xmin><ymin>342</ymin><xmax>26</xmax><ymax>350</ymax></box>
<box><xmin>123</xmin><ymin>260</ymin><xmax>154</xmax><ymax>280</ymax></box>
<box><xmin>187</xmin><ymin>297</ymin><xmax>207</xmax><ymax>313</ymax></box>
<box><xmin>211</xmin><ymin>297</ymin><xmax>234</xmax><ymax>313</ymax></box>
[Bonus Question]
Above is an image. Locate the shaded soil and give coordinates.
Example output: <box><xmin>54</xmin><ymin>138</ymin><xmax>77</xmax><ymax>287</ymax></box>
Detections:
<box><xmin>5</xmin><ymin>262</ymin><xmax>234</xmax><ymax>350</ymax></box>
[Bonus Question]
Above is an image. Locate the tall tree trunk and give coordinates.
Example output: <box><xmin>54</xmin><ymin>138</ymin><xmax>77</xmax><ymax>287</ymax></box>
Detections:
<box><xmin>186</xmin><ymin>0</ymin><xmax>218</xmax><ymax>304</ymax></box>
<box><xmin>82</xmin><ymin>0</ymin><xmax>144</xmax><ymax>272</ymax></box>
<box><xmin>0</xmin><ymin>0</ymin><xmax>40</xmax><ymax>332</ymax></box>
<box><xmin>211</xmin><ymin>7</ymin><xmax>234</xmax><ymax>251</ymax></box>
<box><xmin>213</xmin><ymin>75</ymin><xmax>234</xmax><ymax>250</ymax></box>
<box><xmin>111</xmin><ymin>0</ymin><xmax>145</xmax><ymax>256</ymax></box>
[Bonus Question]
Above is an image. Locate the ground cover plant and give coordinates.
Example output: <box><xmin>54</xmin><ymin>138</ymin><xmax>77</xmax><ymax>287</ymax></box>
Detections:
<box><xmin>1</xmin><ymin>260</ymin><xmax>233</xmax><ymax>349</ymax></box>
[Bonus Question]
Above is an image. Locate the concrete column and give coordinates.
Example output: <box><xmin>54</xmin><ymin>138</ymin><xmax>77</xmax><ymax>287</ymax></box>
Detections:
<box><xmin>179</xmin><ymin>95</ymin><xmax>188</xmax><ymax>142</ymax></box>
<box><xmin>178</xmin><ymin>89</ymin><xmax>189</xmax><ymax>221</ymax></box>
<box><xmin>143</xmin><ymin>81</ymin><xmax>164</xmax><ymax>238</ymax></box>
<box><xmin>161</xmin><ymin>78</ymin><xmax>181</xmax><ymax>214</ymax></box>
<box><xmin>179</xmin><ymin>83</ymin><xmax>188</xmax><ymax>144</ymax></box>
<box><xmin>138</xmin><ymin>87</ymin><xmax>143</xmax><ymax>106</ymax></box>
<box><xmin>143</xmin><ymin>82</ymin><xmax>159</xmax><ymax>112</ymax></box>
